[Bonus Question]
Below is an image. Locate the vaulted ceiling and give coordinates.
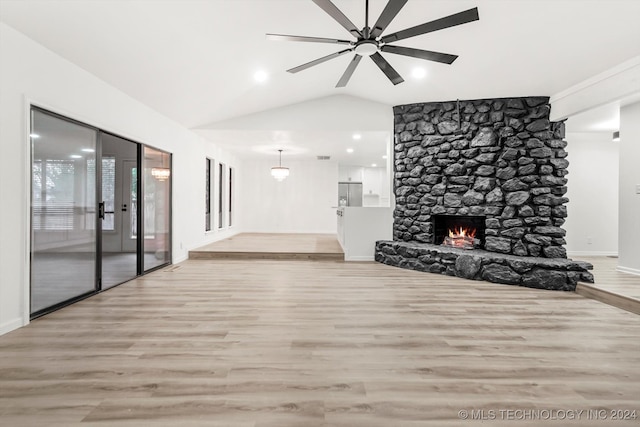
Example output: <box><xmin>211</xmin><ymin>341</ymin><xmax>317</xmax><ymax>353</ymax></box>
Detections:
<box><xmin>2</xmin><ymin>0</ymin><xmax>640</xmax><ymax>160</ymax></box>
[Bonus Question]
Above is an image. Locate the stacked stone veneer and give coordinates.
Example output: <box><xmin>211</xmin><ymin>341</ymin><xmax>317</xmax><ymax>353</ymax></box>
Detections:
<box><xmin>375</xmin><ymin>241</ymin><xmax>593</xmax><ymax>291</ymax></box>
<box><xmin>375</xmin><ymin>96</ymin><xmax>594</xmax><ymax>291</ymax></box>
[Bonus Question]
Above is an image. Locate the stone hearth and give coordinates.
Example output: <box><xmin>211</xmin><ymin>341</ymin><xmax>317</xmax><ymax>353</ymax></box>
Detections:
<box><xmin>375</xmin><ymin>96</ymin><xmax>593</xmax><ymax>290</ymax></box>
<box><xmin>375</xmin><ymin>241</ymin><xmax>594</xmax><ymax>291</ymax></box>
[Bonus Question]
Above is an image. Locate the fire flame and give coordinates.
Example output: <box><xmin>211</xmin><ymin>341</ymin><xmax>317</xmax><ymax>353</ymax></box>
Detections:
<box><xmin>448</xmin><ymin>227</ymin><xmax>477</xmax><ymax>239</ymax></box>
<box><xmin>443</xmin><ymin>226</ymin><xmax>477</xmax><ymax>249</ymax></box>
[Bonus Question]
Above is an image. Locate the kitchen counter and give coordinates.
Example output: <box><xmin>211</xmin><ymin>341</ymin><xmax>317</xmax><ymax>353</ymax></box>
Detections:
<box><xmin>336</xmin><ymin>206</ymin><xmax>393</xmax><ymax>261</ymax></box>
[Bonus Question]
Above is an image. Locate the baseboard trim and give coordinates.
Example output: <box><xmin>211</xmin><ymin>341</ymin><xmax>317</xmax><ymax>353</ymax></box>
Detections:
<box><xmin>617</xmin><ymin>266</ymin><xmax>640</xmax><ymax>276</ymax></box>
<box><xmin>173</xmin><ymin>254</ymin><xmax>188</xmax><ymax>264</ymax></box>
<box><xmin>0</xmin><ymin>317</ymin><xmax>25</xmax><ymax>336</ymax></box>
<box><xmin>567</xmin><ymin>251</ymin><xmax>618</xmax><ymax>257</ymax></box>
<box><xmin>345</xmin><ymin>255</ymin><xmax>374</xmax><ymax>262</ymax></box>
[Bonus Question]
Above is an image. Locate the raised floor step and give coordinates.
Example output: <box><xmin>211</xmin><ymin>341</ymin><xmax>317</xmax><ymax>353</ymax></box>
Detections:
<box><xmin>576</xmin><ymin>282</ymin><xmax>640</xmax><ymax>315</ymax></box>
<box><xmin>189</xmin><ymin>233</ymin><xmax>344</xmax><ymax>261</ymax></box>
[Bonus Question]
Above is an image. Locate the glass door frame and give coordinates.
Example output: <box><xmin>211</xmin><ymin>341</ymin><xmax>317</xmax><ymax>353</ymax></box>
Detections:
<box><xmin>98</xmin><ymin>131</ymin><xmax>143</xmax><ymax>289</ymax></box>
<box><xmin>29</xmin><ymin>106</ymin><xmax>101</xmax><ymax>319</ymax></box>
<box><xmin>29</xmin><ymin>106</ymin><xmax>172</xmax><ymax>319</ymax></box>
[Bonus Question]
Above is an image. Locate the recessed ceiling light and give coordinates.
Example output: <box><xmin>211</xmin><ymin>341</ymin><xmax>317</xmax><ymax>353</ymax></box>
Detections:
<box><xmin>412</xmin><ymin>67</ymin><xmax>427</xmax><ymax>79</ymax></box>
<box><xmin>70</xmin><ymin>154</ymin><xmax>82</xmax><ymax>159</ymax></box>
<box><xmin>352</xmin><ymin>133</ymin><xmax>362</xmax><ymax>140</ymax></box>
<box><xmin>81</xmin><ymin>148</ymin><xmax>95</xmax><ymax>152</ymax></box>
<box><xmin>371</xmin><ymin>163</ymin><xmax>377</xmax><ymax>167</ymax></box>
<box><xmin>382</xmin><ymin>155</ymin><xmax>388</xmax><ymax>159</ymax></box>
<box><xmin>30</xmin><ymin>133</ymin><xmax>40</xmax><ymax>138</ymax></box>
<box><xmin>253</xmin><ymin>70</ymin><xmax>269</xmax><ymax>83</ymax></box>
<box><xmin>346</xmin><ymin>148</ymin><xmax>354</xmax><ymax>153</ymax></box>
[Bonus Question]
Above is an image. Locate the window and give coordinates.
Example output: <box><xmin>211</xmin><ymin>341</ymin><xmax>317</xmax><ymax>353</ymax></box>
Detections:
<box><xmin>32</xmin><ymin>159</ymin><xmax>76</xmax><ymax>230</ymax></box>
<box><xmin>86</xmin><ymin>156</ymin><xmax>116</xmax><ymax>231</ymax></box>
<box><xmin>218</xmin><ymin>162</ymin><xmax>225</xmax><ymax>229</ymax></box>
<box><xmin>205</xmin><ymin>158</ymin><xmax>212</xmax><ymax>231</ymax></box>
<box><xmin>101</xmin><ymin>157</ymin><xmax>116</xmax><ymax>231</ymax></box>
<box><xmin>130</xmin><ymin>166</ymin><xmax>138</xmax><ymax>238</ymax></box>
<box><xmin>228</xmin><ymin>166</ymin><xmax>233</xmax><ymax>227</ymax></box>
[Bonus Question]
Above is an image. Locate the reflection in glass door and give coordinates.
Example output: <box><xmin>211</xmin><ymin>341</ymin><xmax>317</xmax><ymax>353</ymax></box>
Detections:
<box><xmin>100</xmin><ymin>134</ymin><xmax>138</xmax><ymax>289</ymax></box>
<box><xmin>30</xmin><ymin>108</ymin><xmax>98</xmax><ymax>315</ymax></box>
<box><xmin>143</xmin><ymin>146</ymin><xmax>171</xmax><ymax>271</ymax></box>
<box><xmin>122</xmin><ymin>161</ymin><xmax>138</xmax><ymax>252</ymax></box>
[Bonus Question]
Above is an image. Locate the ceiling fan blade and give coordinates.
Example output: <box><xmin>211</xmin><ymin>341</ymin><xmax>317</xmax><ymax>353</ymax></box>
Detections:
<box><xmin>311</xmin><ymin>0</ymin><xmax>362</xmax><ymax>38</ymax></box>
<box><xmin>381</xmin><ymin>44</ymin><xmax>458</xmax><ymax>64</ymax></box>
<box><xmin>336</xmin><ymin>54</ymin><xmax>363</xmax><ymax>87</ymax></box>
<box><xmin>370</xmin><ymin>0</ymin><xmax>408</xmax><ymax>38</ymax></box>
<box><xmin>381</xmin><ymin>7</ymin><xmax>479</xmax><ymax>44</ymax></box>
<box><xmin>370</xmin><ymin>52</ymin><xmax>404</xmax><ymax>85</ymax></box>
<box><xmin>266</xmin><ymin>33</ymin><xmax>353</xmax><ymax>45</ymax></box>
<box><xmin>287</xmin><ymin>48</ymin><xmax>353</xmax><ymax>74</ymax></box>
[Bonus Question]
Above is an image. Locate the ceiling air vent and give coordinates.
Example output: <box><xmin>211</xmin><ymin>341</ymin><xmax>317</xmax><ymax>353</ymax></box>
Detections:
<box><xmin>317</xmin><ymin>155</ymin><xmax>331</xmax><ymax>160</ymax></box>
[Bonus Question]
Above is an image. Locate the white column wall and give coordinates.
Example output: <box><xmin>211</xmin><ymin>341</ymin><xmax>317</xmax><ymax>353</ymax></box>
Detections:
<box><xmin>0</xmin><ymin>23</ymin><xmax>240</xmax><ymax>334</ymax></box>
<box><xmin>618</xmin><ymin>101</ymin><xmax>640</xmax><ymax>274</ymax></box>
<box><xmin>564</xmin><ymin>132</ymin><xmax>619</xmax><ymax>256</ymax></box>
<box><xmin>240</xmin><ymin>158</ymin><xmax>338</xmax><ymax>233</ymax></box>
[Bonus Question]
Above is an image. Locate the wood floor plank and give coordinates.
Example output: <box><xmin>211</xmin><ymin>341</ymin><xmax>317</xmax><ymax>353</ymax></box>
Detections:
<box><xmin>1</xmin><ymin>258</ymin><xmax>639</xmax><ymax>426</ymax></box>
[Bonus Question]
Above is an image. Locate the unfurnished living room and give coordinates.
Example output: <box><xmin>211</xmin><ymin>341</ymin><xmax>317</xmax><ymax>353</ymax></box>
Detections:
<box><xmin>1</xmin><ymin>1</ymin><xmax>639</xmax><ymax>426</ymax></box>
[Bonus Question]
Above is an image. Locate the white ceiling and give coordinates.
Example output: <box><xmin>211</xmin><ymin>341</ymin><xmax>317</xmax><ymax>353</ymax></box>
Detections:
<box><xmin>2</xmin><ymin>0</ymin><xmax>640</xmax><ymax>161</ymax></box>
<box><xmin>565</xmin><ymin>102</ymin><xmax>620</xmax><ymax>133</ymax></box>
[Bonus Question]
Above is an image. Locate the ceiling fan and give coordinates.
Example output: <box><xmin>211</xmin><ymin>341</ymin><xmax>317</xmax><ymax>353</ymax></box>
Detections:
<box><xmin>267</xmin><ymin>0</ymin><xmax>479</xmax><ymax>87</ymax></box>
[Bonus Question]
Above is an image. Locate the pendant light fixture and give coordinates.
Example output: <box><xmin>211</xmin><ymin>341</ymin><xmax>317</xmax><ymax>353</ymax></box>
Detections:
<box><xmin>271</xmin><ymin>149</ymin><xmax>290</xmax><ymax>181</ymax></box>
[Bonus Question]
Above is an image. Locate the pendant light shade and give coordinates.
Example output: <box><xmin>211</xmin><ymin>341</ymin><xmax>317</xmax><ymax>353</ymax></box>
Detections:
<box><xmin>271</xmin><ymin>149</ymin><xmax>289</xmax><ymax>181</ymax></box>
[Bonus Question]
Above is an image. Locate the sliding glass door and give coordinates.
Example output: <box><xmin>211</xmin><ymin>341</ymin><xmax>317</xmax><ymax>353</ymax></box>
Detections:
<box><xmin>30</xmin><ymin>109</ymin><xmax>98</xmax><ymax>315</ymax></box>
<box><xmin>100</xmin><ymin>133</ymin><xmax>139</xmax><ymax>289</ymax></box>
<box><xmin>30</xmin><ymin>107</ymin><xmax>173</xmax><ymax>318</ymax></box>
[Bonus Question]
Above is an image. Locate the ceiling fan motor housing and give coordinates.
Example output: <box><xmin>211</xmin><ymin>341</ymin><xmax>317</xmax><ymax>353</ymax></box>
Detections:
<box><xmin>354</xmin><ymin>39</ymin><xmax>379</xmax><ymax>56</ymax></box>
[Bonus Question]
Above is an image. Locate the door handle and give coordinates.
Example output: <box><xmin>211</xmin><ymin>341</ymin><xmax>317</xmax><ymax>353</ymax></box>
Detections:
<box><xmin>98</xmin><ymin>202</ymin><xmax>105</xmax><ymax>219</ymax></box>
<box><xmin>122</xmin><ymin>204</ymin><xmax>127</xmax><ymax>212</ymax></box>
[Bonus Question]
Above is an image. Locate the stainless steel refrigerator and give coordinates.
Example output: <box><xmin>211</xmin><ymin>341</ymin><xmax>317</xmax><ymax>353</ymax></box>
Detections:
<box><xmin>338</xmin><ymin>182</ymin><xmax>363</xmax><ymax>207</ymax></box>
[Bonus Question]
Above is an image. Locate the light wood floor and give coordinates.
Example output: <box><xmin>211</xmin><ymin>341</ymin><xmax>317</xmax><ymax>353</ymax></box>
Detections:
<box><xmin>576</xmin><ymin>257</ymin><xmax>640</xmax><ymax>299</ymax></box>
<box><xmin>189</xmin><ymin>233</ymin><xmax>344</xmax><ymax>261</ymax></box>
<box><xmin>191</xmin><ymin>234</ymin><xmax>640</xmax><ymax>313</ymax></box>
<box><xmin>1</xmin><ymin>259</ymin><xmax>639</xmax><ymax>426</ymax></box>
<box><xmin>575</xmin><ymin>256</ymin><xmax>640</xmax><ymax>315</ymax></box>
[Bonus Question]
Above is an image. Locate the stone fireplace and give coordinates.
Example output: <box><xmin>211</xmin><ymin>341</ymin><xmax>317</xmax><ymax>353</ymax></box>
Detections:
<box><xmin>375</xmin><ymin>96</ymin><xmax>593</xmax><ymax>291</ymax></box>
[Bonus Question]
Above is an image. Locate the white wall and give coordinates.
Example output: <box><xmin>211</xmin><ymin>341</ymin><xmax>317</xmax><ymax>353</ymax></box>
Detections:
<box><xmin>618</xmin><ymin>101</ymin><xmax>640</xmax><ymax>274</ymax></box>
<box><xmin>564</xmin><ymin>132</ymin><xmax>619</xmax><ymax>256</ymax></box>
<box><xmin>240</xmin><ymin>158</ymin><xmax>338</xmax><ymax>233</ymax></box>
<box><xmin>0</xmin><ymin>23</ymin><xmax>240</xmax><ymax>334</ymax></box>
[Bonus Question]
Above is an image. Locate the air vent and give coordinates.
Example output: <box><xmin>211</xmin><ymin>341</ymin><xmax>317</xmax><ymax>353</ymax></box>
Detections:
<box><xmin>317</xmin><ymin>155</ymin><xmax>331</xmax><ymax>160</ymax></box>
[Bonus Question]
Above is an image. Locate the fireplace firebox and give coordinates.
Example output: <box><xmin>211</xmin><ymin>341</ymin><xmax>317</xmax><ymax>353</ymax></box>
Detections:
<box><xmin>433</xmin><ymin>215</ymin><xmax>486</xmax><ymax>250</ymax></box>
